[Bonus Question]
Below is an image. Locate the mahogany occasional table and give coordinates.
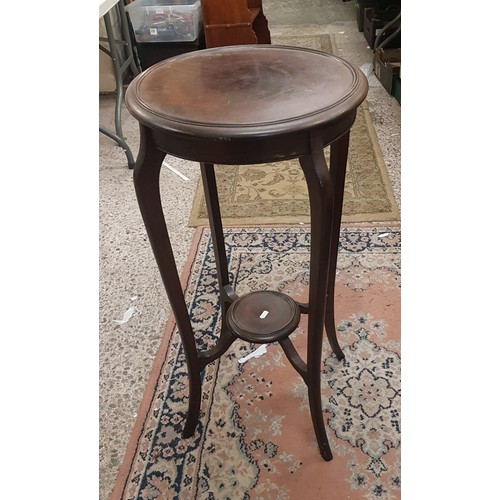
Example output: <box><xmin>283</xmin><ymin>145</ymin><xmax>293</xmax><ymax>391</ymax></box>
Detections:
<box><xmin>125</xmin><ymin>45</ymin><xmax>368</xmax><ymax>461</ymax></box>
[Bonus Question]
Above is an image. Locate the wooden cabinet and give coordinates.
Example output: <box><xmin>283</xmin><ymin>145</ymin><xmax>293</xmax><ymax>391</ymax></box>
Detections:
<box><xmin>200</xmin><ymin>0</ymin><xmax>271</xmax><ymax>48</ymax></box>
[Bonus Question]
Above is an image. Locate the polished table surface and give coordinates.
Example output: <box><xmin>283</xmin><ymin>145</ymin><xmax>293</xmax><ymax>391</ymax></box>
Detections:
<box><xmin>125</xmin><ymin>45</ymin><xmax>368</xmax><ymax>461</ymax></box>
<box><xmin>127</xmin><ymin>46</ymin><xmax>364</xmax><ymax>130</ymax></box>
<box><xmin>126</xmin><ymin>45</ymin><xmax>367</xmax><ymax>158</ymax></box>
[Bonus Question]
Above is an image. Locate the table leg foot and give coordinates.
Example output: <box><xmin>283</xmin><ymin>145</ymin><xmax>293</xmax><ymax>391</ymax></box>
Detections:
<box><xmin>183</xmin><ymin>374</ymin><xmax>202</xmax><ymax>438</ymax></box>
<box><xmin>326</xmin><ymin>299</ymin><xmax>346</xmax><ymax>361</ymax></box>
<box><xmin>309</xmin><ymin>387</ymin><xmax>334</xmax><ymax>461</ymax></box>
<box><xmin>99</xmin><ymin>126</ymin><xmax>135</xmax><ymax>168</ymax></box>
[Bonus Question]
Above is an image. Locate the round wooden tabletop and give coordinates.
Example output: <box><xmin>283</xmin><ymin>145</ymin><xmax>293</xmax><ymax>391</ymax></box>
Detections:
<box><xmin>125</xmin><ymin>45</ymin><xmax>368</xmax><ymax>140</ymax></box>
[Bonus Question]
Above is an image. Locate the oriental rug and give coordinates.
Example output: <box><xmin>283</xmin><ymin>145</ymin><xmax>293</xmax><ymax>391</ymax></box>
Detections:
<box><xmin>188</xmin><ymin>35</ymin><xmax>400</xmax><ymax>227</ymax></box>
<box><xmin>111</xmin><ymin>225</ymin><xmax>401</xmax><ymax>500</ymax></box>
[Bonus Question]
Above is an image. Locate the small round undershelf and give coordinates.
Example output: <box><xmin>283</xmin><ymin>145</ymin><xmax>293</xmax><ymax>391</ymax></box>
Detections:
<box><xmin>226</xmin><ymin>291</ymin><xmax>301</xmax><ymax>344</ymax></box>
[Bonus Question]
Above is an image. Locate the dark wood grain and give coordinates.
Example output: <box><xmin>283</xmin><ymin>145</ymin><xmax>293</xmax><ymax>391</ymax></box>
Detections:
<box><xmin>125</xmin><ymin>45</ymin><xmax>368</xmax><ymax>461</ymax></box>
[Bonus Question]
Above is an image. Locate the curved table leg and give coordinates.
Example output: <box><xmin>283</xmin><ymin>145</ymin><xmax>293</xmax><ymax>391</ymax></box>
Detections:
<box><xmin>100</xmin><ymin>0</ymin><xmax>140</xmax><ymax>168</ymax></box>
<box><xmin>300</xmin><ymin>134</ymin><xmax>334</xmax><ymax>461</ymax></box>
<box><xmin>133</xmin><ymin>124</ymin><xmax>202</xmax><ymax>437</ymax></box>
<box><xmin>103</xmin><ymin>11</ymin><xmax>126</xmax><ymax>139</ymax></box>
<box><xmin>199</xmin><ymin>162</ymin><xmax>238</xmax><ymax>368</ymax></box>
<box><xmin>99</xmin><ymin>126</ymin><xmax>135</xmax><ymax>169</ymax></box>
<box><xmin>200</xmin><ymin>162</ymin><xmax>237</xmax><ymax>304</ymax></box>
<box><xmin>117</xmin><ymin>0</ymin><xmax>141</xmax><ymax>77</ymax></box>
<box><xmin>103</xmin><ymin>0</ymin><xmax>142</xmax><ymax>138</ymax></box>
<box><xmin>325</xmin><ymin>131</ymin><xmax>351</xmax><ymax>361</ymax></box>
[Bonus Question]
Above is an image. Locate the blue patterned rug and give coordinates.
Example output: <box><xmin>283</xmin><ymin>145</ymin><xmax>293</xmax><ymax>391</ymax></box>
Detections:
<box><xmin>112</xmin><ymin>225</ymin><xmax>401</xmax><ymax>500</ymax></box>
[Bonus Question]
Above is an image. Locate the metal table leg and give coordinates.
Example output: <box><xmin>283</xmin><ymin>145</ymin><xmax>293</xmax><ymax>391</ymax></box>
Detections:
<box><xmin>99</xmin><ymin>0</ymin><xmax>141</xmax><ymax>168</ymax></box>
<box><xmin>99</xmin><ymin>126</ymin><xmax>135</xmax><ymax>169</ymax></box>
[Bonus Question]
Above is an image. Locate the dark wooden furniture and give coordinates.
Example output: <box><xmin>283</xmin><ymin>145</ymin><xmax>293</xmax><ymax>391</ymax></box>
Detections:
<box><xmin>200</xmin><ymin>0</ymin><xmax>271</xmax><ymax>48</ymax></box>
<box><xmin>125</xmin><ymin>45</ymin><xmax>368</xmax><ymax>460</ymax></box>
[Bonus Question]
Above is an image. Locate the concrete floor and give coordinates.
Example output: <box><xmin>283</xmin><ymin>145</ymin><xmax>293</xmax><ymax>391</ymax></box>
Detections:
<box><xmin>99</xmin><ymin>1</ymin><xmax>401</xmax><ymax>498</ymax></box>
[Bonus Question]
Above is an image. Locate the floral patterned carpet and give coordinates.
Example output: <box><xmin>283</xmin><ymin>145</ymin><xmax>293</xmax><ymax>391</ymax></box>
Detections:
<box><xmin>111</xmin><ymin>225</ymin><xmax>401</xmax><ymax>499</ymax></box>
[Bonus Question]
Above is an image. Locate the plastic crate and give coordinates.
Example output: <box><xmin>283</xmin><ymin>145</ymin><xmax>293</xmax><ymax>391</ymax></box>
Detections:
<box><xmin>126</xmin><ymin>0</ymin><xmax>201</xmax><ymax>43</ymax></box>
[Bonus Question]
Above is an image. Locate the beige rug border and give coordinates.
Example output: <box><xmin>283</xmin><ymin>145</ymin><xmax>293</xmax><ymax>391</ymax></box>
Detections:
<box><xmin>188</xmin><ymin>101</ymin><xmax>400</xmax><ymax>226</ymax></box>
<box><xmin>109</xmin><ymin>226</ymin><xmax>206</xmax><ymax>500</ymax></box>
<box><xmin>188</xmin><ymin>34</ymin><xmax>400</xmax><ymax>227</ymax></box>
<box><xmin>351</xmin><ymin>100</ymin><xmax>400</xmax><ymax>222</ymax></box>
